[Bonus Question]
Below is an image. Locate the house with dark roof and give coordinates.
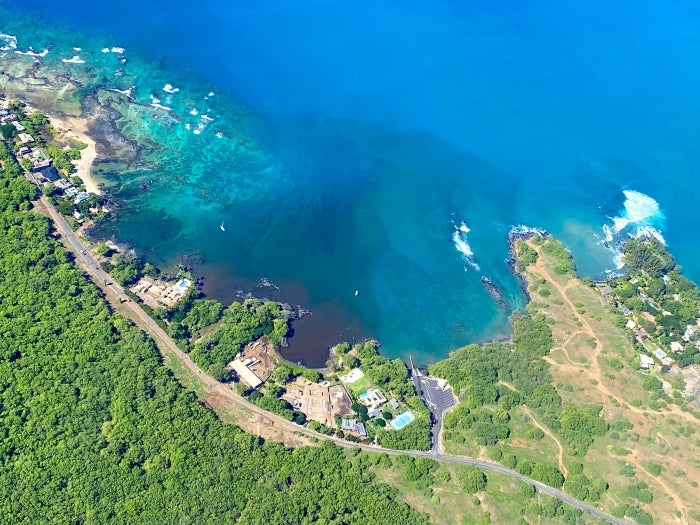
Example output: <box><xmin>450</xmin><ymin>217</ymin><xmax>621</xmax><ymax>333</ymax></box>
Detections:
<box><xmin>37</xmin><ymin>165</ymin><xmax>60</xmax><ymax>182</ymax></box>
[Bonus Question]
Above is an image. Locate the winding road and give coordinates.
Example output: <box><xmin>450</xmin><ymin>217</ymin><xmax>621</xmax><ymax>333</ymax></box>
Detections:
<box><xmin>39</xmin><ymin>196</ymin><xmax>631</xmax><ymax>525</ymax></box>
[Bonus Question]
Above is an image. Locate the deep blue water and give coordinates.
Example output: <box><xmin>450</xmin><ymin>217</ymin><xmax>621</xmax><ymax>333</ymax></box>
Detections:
<box><xmin>3</xmin><ymin>1</ymin><xmax>700</xmax><ymax>365</ymax></box>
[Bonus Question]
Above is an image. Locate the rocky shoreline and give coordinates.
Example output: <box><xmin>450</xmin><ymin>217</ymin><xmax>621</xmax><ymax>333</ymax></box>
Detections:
<box><xmin>506</xmin><ymin>225</ymin><xmax>548</xmax><ymax>302</ymax></box>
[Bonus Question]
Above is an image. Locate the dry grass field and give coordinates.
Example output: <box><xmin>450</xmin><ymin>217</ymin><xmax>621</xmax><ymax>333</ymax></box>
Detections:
<box><xmin>522</xmin><ymin>238</ymin><xmax>700</xmax><ymax>524</ymax></box>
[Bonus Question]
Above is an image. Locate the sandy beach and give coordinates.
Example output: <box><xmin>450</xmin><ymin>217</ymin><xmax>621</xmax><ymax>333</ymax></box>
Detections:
<box><xmin>46</xmin><ymin>114</ymin><xmax>101</xmax><ymax>195</ymax></box>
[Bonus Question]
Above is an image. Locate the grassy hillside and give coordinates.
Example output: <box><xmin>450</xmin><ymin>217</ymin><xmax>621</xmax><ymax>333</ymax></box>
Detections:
<box><xmin>432</xmin><ymin>236</ymin><xmax>700</xmax><ymax>525</ymax></box>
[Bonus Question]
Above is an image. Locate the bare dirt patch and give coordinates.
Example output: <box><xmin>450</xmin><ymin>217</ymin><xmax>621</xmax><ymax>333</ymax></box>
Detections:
<box><xmin>203</xmin><ymin>393</ymin><xmax>315</xmax><ymax>448</ymax></box>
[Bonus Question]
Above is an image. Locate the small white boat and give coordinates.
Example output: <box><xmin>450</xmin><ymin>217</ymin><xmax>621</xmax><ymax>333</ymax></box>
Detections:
<box><xmin>220</xmin><ymin>221</ymin><xmax>226</xmax><ymax>232</ymax></box>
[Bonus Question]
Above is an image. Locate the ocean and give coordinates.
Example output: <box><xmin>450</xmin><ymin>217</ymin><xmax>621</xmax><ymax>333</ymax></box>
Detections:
<box><xmin>2</xmin><ymin>1</ymin><xmax>699</xmax><ymax>366</ymax></box>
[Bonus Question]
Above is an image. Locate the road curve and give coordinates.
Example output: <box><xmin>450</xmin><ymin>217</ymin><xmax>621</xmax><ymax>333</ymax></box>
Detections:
<box><xmin>39</xmin><ymin>196</ymin><xmax>631</xmax><ymax>525</ymax></box>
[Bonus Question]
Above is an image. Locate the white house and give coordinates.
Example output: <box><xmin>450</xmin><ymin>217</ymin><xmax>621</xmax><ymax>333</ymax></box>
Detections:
<box><xmin>639</xmin><ymin>354</ymin><xmax>655</xmax><ymax>370</ymax></box>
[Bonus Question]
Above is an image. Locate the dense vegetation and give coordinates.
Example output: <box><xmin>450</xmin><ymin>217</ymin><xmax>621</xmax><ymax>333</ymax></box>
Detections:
<box><xmin>0</xmin><ymin>133</ymin><xmax>36</xmax><ymax>209</ymax></box>
<box><xmin>539</xmin><ymin>238</ymin><xmax>575</xmax><ymax>275</ymax></box>
<box><xmin>430</xmin><ymin>309</ymin><xmax>608</xmax><ymax>493</ymax></box>
<box><xmin>612</xmin><ymin>237</ymin><xmax>700</xmax><ymax>367</ymax></box>
<box><xmin>0</xmin><ymin>146</ymin><xmax>428</xmax><ymax>523</ymax></box>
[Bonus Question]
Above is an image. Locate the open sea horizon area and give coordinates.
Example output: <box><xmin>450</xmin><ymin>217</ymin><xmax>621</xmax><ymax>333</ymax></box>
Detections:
<box><xmin>3</xmin><ymin>1</ymin><xmax>700</xmax><ymax>367</ymax></box>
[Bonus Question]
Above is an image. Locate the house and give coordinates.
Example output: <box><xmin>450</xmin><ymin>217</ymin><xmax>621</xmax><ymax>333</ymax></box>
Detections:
<box><xmin>17</xmin><ymin>132</ymin><xmax>34</xmax><ymax>143</ymax></box>
<box><xmin>340</xmin><ymin>418</ymin><xmax>366</xmax><ymax>437</ymax></box>
<box><xmin>74</xmin><ymin>191</ymin><xmax>90</xmax><ymax>204</ymax></box>
<box><xmin>359</xmin><ymin>388</ymin><xmax>387</xmax><ymax>409</ymax></box>
<box><xmin>640</xmin><ymin>354</ymin><xmax>655</xmax><ymax>370</ymax></box>
<box><xmin>600</xmin><ymin>285</ymin><xmax>613</xmax><ymax>300</ymax></box>
<box><xmin>652</xmin><ymin>348</ymin><xmax>673</xmax><ymax>366</ymax></box>
<box><xmin>341</xmin><ymin>418</ymin><xmax>356</xmax><ymax>431</ymax></box>
<box><xmin>18</xmin><ymin>146</ymin><xmax>30</xmax><ymax>155</ymax></box>
<box><xmin>65</xmin><ymin>187</ymin><xmax>79</xmax><ymax>197</ymax></box>
<box><xmin>53</xmin><ymin>179</ymin><xmax>72</xmax><ymax>191</ymax></box>
<box><xmin>37</xmin><ymin>166</ymin><xmax>60</xmax><ymax>182</ymax></box>
<box><xmin>72</xmin><ymin>210</ymin><xmax>83</xmax><ymax>220</ymax></box>
<box><xmin>368</xmin><ymin>409</ymin><xmax>381</xmax><ymax>419</ymax></box>
<box><xmin>683</xmin><ymin>325</ymin><xmax>696</xmax><ymax>342</ymax></box>
<box><xmin>11</xmin><ymin>120</ymin><xmax>25</xmax><ymax>132</ymax></box>
<box><xmin>620</xmin><ymin>306</ymin><xmax>632</xmax><ymax>316</ymax></box>
<box><xmin>226</xmin><ymin>358</ymin><xmax>263</xmax><ymax>389</ymax></box>
<box><xmin>670</xmin><ymin>341</ymin><xmax>684</xmax><ymax>353</ymax></box>
<box><xmin>625</xmin><ymin>319</ymin><xmax>637</xmax><ymax>330</ymax></box>
<box><xmin>31</xmin><ymin>160</ymin><xmax>52</xmax><ymax>172</ymax></box>
<box><xmin>389</xmin><ymin>397</ymin><xmax>400</xmax><ymax>410</ymax></box>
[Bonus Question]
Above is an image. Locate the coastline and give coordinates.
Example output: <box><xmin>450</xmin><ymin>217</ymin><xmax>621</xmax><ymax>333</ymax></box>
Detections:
<box><xmin>47</xmin><ymin>113</ymin><xmax>101</xmax><ymax>195</ymax></box>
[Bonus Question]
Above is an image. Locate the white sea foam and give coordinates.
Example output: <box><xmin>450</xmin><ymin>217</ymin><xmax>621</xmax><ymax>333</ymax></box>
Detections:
<box><xmin>73</xmin><ymin>47</ymin><xmax>81</xmax><ymax>51</ymax></box>
<box><xmin>205</xmin><ymin>91</ymin><xmax>215</xmax><ymax>99</ymax></box>
<box><xmin>62</xmin><ymin>55</ymin><xmax>85</xmax><ymax>64</ymax></box>
<box><xmin>602</xmin><ymin>224</ymin><xmax>614</xmax><ymax>243</ymax></box>
<box><xmin>215</xmin><ymin>131</ymin><xmax>223</xmax><ymax>138</ymax></box>
<box><xmin>149</xmin><ymin>95</ymin><xmax>171</xmax><ymax>111</ymax></box>
<box><xmin>601</xmin><ymin>189</ymin><xmax>666</xmax><ymax>268</ymax></box>
<box><xmin>111</xmin><ymin>47</ymin><xmax>125</xmax><ymax>54</ymax></box>
<box><xmin>163</xmin><ymin>83</ymin><xmax>180</xmax><ymax>94</ymax></box>
<box><xmin>0</xmin><ymin>33</ymin><xmax>18</xmax><ymax>51</ymax></box>
<box><xmin>110</xmin><ymin>87</ymin><xmax>136</xmax><ymax>100</ymax></box>
<box><xmin>189</xmin><ymin>108</ymin><xmax>199</xmax><ymax>116</ymax></box>
<box><xmin>185</xmin><ymin>123</ymin><xmax>191</xmax><ymax>130</ymax></box>
<box><xmin>193</xmin><ymin>128</ymin><xmax>201</xmax><ymax>135</ymax></box>
<box><xmin>101</xmin><ymin>47</ymin><xmax>110</xmax><ymax>53</ymax></box>
<box><xmin>610</xmin><ymin>190</ymin><xmax>662</xmax><ymax>234</ymax></box>
<box><xmin>452</xmin><ymin>221</ymin><xmax>480</xmax><ymax>271</ymax></box>
<box><xmin>201</xmin><ymin>114</ymin><xmax>214</xmax><ymax>122</ymax></box>
<box><xmin>15</xmin><ymin>47</ymin><xmax>49</xmax><ymax>57</ymax></box>
<box><xmin>635</xmin><ymin>225</ymin><xmax>666</xmax><ymax>245</ymax></box>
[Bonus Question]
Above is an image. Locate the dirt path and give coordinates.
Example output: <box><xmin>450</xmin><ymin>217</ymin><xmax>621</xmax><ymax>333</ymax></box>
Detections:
<box><xmin>528</xmin><ymin>242</ymin><xmax>693</xmax><ymax>516</ymax></box>
<box><xmin>498</xmin><ymin>381</ymin><xmax>568</xmax><ymax>477</ymax></box>
<box><xmin>522</xmin><ymin>406</ymin><xmax>569</xmax><ymax>478</ymax></box>
<box><xmin>625</xmin><ymin>451</ymin><xmax>688</xmax><ymax>522</ymax></box>
<box><xmin>531</xmin><ymin>248</ymin><xmax>700</xmax><ymax>431</ymax></box>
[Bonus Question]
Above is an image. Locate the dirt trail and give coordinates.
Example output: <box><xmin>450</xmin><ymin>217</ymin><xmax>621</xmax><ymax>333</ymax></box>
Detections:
<box><xmin>498</xmin><ymin>381</ymin><xmax>568</xmax><ymax>477</ymax></box>
<box><xmin>522</xmin><ymin>406</ymin><xmax>568</xmax><ymax>478</ymax></box>
<box><xmin>625</xmin><ymin>451</ymin><xmax>688</xmax><ymax>522</ymax></box>
<box><xmin>528</xmin><ymin>242</ymin><xmax>692</xmax><ymax>518</ymax></box>
<box><xmin>529</xmin><ymin>251</ymin><xmax>698</xmax><ymax>425</ymax></box>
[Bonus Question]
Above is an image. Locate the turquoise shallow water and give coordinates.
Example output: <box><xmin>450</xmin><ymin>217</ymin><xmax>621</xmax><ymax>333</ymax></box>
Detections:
<box><xmin>3</xmin><ymin>1</ymin><xmax>700</xmax><ymax>366</ymax></box>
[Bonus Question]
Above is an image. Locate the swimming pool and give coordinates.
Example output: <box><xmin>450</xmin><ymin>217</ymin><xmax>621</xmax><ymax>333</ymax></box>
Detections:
<box><xmin>390</xmin><ymin>411</ymin><xmax>415</xmax><ymax>430</ymax></box>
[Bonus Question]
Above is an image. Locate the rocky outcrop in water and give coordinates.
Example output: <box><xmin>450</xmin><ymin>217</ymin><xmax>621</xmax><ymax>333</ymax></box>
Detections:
<box><xmin>481</xmin><ymin>276</ymin><xmax>506</xmax><ymax>309</ymax></box>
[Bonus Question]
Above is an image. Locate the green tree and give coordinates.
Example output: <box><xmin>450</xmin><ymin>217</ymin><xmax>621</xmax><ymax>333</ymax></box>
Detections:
<box><xmin>458</xmin><ymin>467</ymin><xmax>488</xmax><ymax>493</ymax></box>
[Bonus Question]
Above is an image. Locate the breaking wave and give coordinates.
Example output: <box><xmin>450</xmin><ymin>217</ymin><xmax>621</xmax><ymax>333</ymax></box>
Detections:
<box><xmin>452</xmin><ymin>220</ymin><xmax>480</xmax><ymax>271</ymax></box>
<box><xmin>602</xmin><ymin>189</ymin><xmax>665</xmax><ymax>269</ymax></box>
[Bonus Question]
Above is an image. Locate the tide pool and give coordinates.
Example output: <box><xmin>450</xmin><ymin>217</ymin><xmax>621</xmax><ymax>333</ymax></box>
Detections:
<box><xmin>3</xmin><ymin>1</ymin><xmax>700</xmax><ymax>366</ymax></box>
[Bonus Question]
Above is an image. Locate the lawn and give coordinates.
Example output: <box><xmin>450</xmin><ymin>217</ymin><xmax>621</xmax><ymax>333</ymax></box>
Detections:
<box><xmin>343</xmin><ymin>373</ymin><xmax>371</xmax><ymax>395</ymax></box>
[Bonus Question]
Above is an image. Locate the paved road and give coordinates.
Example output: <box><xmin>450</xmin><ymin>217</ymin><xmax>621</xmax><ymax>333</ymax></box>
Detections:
<box><xmin>39</xmin><ymin>196</ymin><xmax>630</xmax><ymax>525</ymax></box>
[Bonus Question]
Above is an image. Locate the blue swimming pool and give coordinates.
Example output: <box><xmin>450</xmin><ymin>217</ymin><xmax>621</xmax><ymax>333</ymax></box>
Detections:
<box><xmin>389</xmin><ymin>411</ymin><xmax>415</xmax><ymax>430</ymax></box>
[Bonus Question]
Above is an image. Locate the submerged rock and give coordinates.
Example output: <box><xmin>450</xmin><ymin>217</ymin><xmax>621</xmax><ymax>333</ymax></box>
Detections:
<box><xmin>481</xmin><ymin>276</ymin><xmax>506</xmax><ymax>309</ymax></box>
